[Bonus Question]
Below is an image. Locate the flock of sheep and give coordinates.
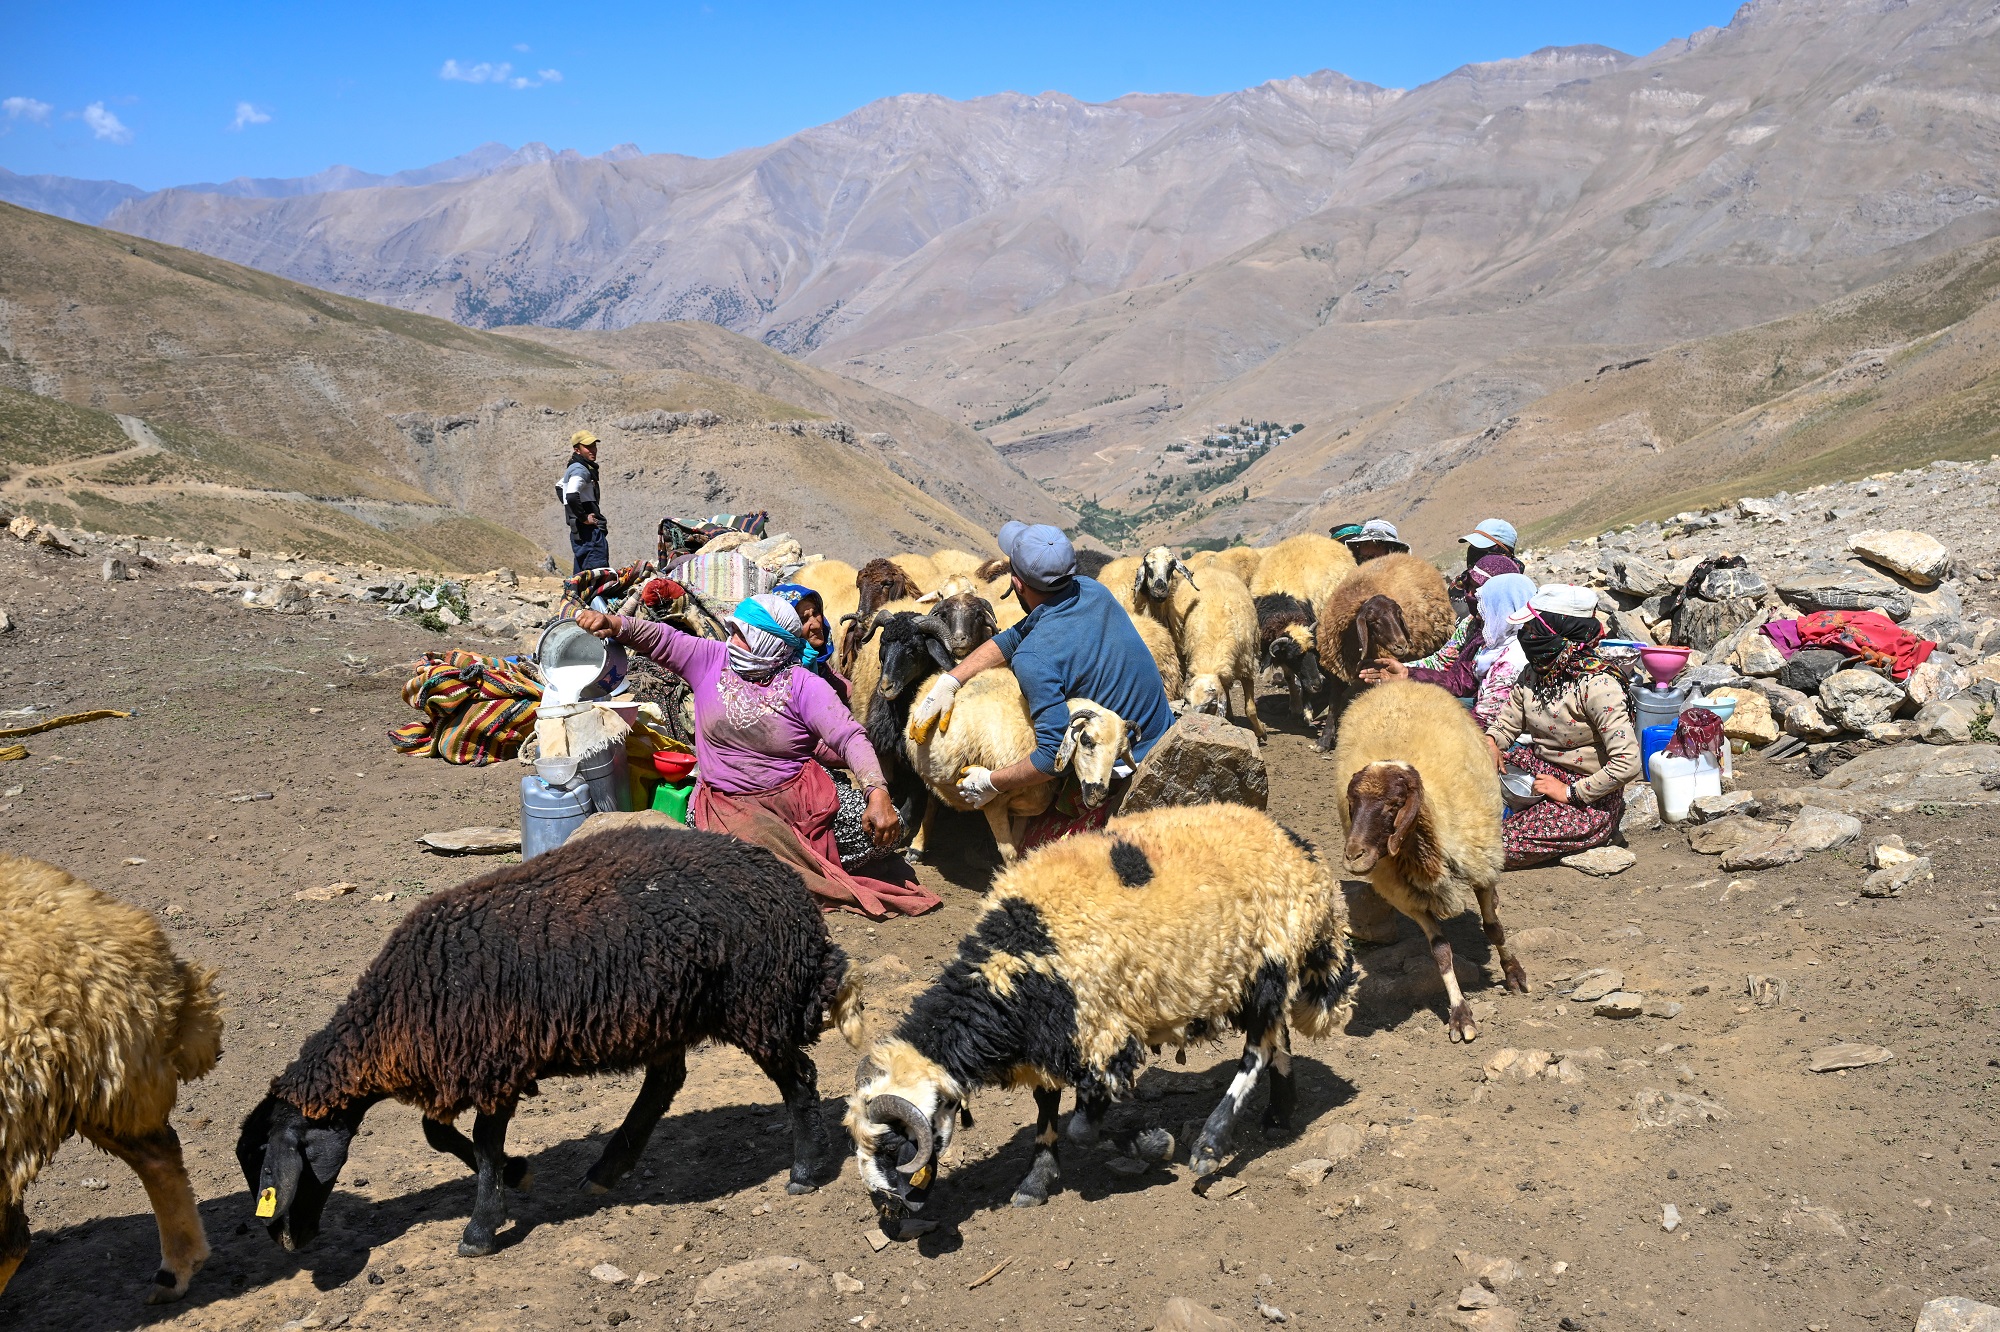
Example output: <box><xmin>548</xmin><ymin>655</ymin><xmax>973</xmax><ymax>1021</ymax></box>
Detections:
<box><xmin>0</xmin><ymin>532</ymin><xmax>1530</xmax><ymax>1306</ymax></box>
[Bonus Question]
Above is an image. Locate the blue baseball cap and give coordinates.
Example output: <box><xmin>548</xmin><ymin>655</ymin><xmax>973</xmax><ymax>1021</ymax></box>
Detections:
<box><xmin>997</xmin><ymin>521</ymin><xmax>1077</xmax><ymax>592</ymax></box>
<box><xmin>1461</xmin><ymin>518</ymin><xmax>1518</xmax><ymax>550</ymax></box>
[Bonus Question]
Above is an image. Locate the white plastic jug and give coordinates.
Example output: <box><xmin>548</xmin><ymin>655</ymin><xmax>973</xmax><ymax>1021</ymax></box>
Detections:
<box><xmin>1651</xmin><ymin>752</ymin><xmax>1722</xmax><ymax>823</ymax></box>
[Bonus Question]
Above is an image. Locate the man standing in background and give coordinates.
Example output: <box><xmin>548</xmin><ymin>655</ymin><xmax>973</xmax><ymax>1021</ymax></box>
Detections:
<box><xmin>560</xmin><ymin>430</ymin><xmax>609</xmax><ymax>573</ymax></box>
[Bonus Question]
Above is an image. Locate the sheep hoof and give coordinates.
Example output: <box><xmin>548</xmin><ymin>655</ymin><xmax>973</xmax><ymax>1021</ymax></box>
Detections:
<box><xmin>1009</xmin><ymin>1189</ymin><xmax>1049</xmax><ymax>1208</ymax></box>
<box><xmin>1189</xmin><ymin>1152</ymin><xmax>1221</xmax><ymax>1180</ymax></box>
<box><xmin>456</xmin><ymin>1236</ymin><xmax>499</xmax><ymax>1259</ymax></box>
<box><xmin>1502</xmin><ymin>960</ymin><xmax>1529</xmax><ymax>994</ymax></box>
<box><xmin>1448</xmin><ymin>1006</ymin><xmax>1478</xmax><ymax>1043</ymax></box>
<box><xmin>785</xmin><ymin>1179</ymin><xmax>818</xmax><ymax>1196</ymax></box>
<box><xmin>145</xmin><ymin>1270</ymin><xmax>190</xmax><ymax>1305</ymax></box>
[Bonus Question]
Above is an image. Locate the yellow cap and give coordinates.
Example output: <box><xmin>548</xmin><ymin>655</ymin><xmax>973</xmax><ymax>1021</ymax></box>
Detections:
<box><xmin>570</xmin><ymin>430</ymin><xmax>600</xmax><ymax>449</ymax></box>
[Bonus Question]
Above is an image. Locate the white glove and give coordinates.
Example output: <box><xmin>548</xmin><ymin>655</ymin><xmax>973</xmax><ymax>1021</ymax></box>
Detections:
<box><xmin>911</xmin><ymin>674</ymin><xmax>962</xmax><ymax>736</ymax></box>
<box><xmin>957</xmin><ymin>766</ymin><xmax>1001</xmax><ymax>809</ymax></box>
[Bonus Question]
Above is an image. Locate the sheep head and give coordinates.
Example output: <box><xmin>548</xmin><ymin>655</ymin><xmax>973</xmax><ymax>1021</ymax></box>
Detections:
<box><xmin>237</xmin><ymin>1095</ymin><xmax>365</xmax><ymax>1252</ymax></box>
<box><xmin>1269</xmin><ymin>625</ymin><xmax>1326</xmax><ymax>695</ymax></box>
<box><xmin>1342</xmin><ymin>594</ymin><xmax>1413</xmax><ymax>676</ymax></box>
<box><xmin>1054</xmin><ymin>699</ymin><xmax>1132</xmax><ymax>808</ymax></box>
<box><xmin>932</xmin><ymin>591</ymin><xmax>999</xmax><ymax>661</ymax></box>
<box><xmin>1184</xmin><ymin>673</ymin><xmax>1226</xmax><ymax>716</ymax></box>
<box><xmin>1135</xmin><ymin>546</ymin><xmax>1198</xmax><ymax>603</ymax></box>
<box><xmin>875</xmin><ymin>613</ymin><xmax>958</xmax><ymax>701</ymax></box>
<box><xmin>846</xmin><ymin>1041</ymin><xmax>963</xmax><ymax>1221</ymax></box>
<box><xmin>1343</xmin><ymin>761</ymin><xmax>1425</xmax><ymax>875</ymax></box>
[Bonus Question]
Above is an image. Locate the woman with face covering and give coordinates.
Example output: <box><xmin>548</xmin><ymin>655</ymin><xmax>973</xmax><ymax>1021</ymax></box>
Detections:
<box><xmin>1477</xmin><ymin>584</ymin><xmax>1641</xmax><ymax>869</ymax></box>
<box><xmin>575</xmin><ymin>595</ymin><xmax>940</xmax><ymax>918</ymax></box>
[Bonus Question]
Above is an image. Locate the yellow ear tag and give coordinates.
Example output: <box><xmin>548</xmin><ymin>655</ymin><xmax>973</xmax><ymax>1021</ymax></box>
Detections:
<box><xmin>256</xmin><ymin>1186</ymin><xmax>277</xmax><ymax>1218</ymax></box>
<box><xmin>909</xmin><ymin>1164</ymin><xmax>934</xmax><ymax>1189</ymax></box>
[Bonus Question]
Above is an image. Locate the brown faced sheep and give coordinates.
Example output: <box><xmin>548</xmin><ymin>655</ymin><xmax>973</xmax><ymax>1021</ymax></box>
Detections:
<box><xmin>2</xmin><ymin>856</ymin><xmax>222</xmax><ymax>1305</ymax></box>
<box><xmin>1250</xmin><ymin>533</ymin><xmax>1356</xmax><ymax>615</ymax></box>
<box><xmin>237</xmin><ymin>827</ymin><xmax>852</xmax><ymax>1262</ymax></box>
<box><xmin>840</xmin><ymin>559</ymin><xmax>925</xmax><ymax>671</ymax></box>
<box><xmin>1312</xmin><ymin>552</ymin><xmax>1454</xmax><ymax>749</ymax></box>
<box><xmin>889</xmin><ymin>552</ymin><xmax>942</xmax><ymax>594</ymax></box>
<box><xmin>844</xmin><ymin>804</ymin><xmax>1357</xmax><ymax>1220</ymax></box>
<box><xmin>1330</xmin><ymin>680</ymin><xmax>1522</xmax><ymax>1043</ymax></box>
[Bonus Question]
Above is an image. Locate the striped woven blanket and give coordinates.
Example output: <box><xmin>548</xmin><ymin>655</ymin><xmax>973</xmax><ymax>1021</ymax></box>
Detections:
<box><xmin>389</xmin><ymin>650</ymin><xmax>543</xmax><ymax>765</ymax></box>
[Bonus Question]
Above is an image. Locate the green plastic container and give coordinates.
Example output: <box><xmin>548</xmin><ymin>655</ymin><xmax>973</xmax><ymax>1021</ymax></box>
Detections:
<box><xmin>651</xmin><ymin>779</ymin><xmax>694</xmax><ymax>825</ymax></box>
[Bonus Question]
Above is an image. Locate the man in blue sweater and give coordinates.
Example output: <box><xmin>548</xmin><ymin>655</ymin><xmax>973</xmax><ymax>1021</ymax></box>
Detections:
<box><xmin>910</xmin><ymin>521</ymin><xmax>1176</xmax><ymax>810</ymax></box>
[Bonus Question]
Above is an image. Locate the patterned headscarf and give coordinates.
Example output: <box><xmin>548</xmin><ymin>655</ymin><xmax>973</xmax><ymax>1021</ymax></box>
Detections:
<box><xmin>727</xmin><ymin>594</ymin><xmax>806</xmax><ymax>682</ymax></box>
<box><xmin>771</xmin><ymin>583</ymin><xmax>830</xmax><ymax>667</ymax></box>
<box><xmin>1517</xmin><ymin>609</ymin><xmax>1621</xmax><ymax>706</ymax></box>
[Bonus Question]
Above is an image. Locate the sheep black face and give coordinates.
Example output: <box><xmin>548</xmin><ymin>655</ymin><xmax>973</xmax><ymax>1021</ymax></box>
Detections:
<box><xmin>874</xmin><ymin>614</ymin><xmax>958</xmax><ymax>701</ymax></box>
<box><xmin>847</xmin><ymin>1050</ymin><xmax>959</xmax><ymax>1222</ymax></box>
<box><xmin>1343</xmin><ymin>762</ymin><xmax>1423</xmax><ymax>875</ymax></box>
<box><xmin>1135</xmin><ymin>546</ymin><xmax>1197</xmax><ymax>603</ymax></box>
<box><xmin>932</xmin><ymin>592</ymin><xmax>998</xmax><ymax>661</ymax></box>
<box><xmin>1270</xmin><ymin>627</ymin><xmax>1326</xmax><ymax>696</ymax></box>
<box><xmin>236</xmin><ymin>1096</ymin><xmax>361</xmax><ymax>1252</ymax></box>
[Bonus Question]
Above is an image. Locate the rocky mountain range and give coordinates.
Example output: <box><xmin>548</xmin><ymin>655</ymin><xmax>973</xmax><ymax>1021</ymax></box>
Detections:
<box><xmin>7</xmin><ymin>0</ymin><xmax>2000</xmax><ymax>557</ymax></box>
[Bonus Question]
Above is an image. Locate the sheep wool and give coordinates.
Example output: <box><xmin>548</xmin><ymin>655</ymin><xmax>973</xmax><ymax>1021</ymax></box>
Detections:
<box><xmin>1</xmin><ymin>855</ymin><xmax>221</xmax><ymax>1303</ymax></box>
<box><xmin>789</xmin><ymin>557</ymin><xmax>859</xmax><ymax>627</ymax></box>
<box><xmin>1250</xmin><ymin>533</ymin><xmax>1356</xmax><ymax>612</ymax></box>
<box><xmin>1315</xmin><ymin>553</ymin><xmax>1455</xmax><ymax>684</ymax></box>
<box><xmin>1173</xmin><ymin>566</ymin><xmax>1265</xmax><ymax>739</ymax></box>
<box><xmin>1329</xmin><ymin>680</ymin><xmax>1521</xmax><ymax>1042</ymax></box>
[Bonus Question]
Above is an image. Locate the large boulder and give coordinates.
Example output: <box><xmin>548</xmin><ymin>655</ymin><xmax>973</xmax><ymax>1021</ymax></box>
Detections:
<box><xmin>1916</xmin><ymin>697</ymin><xmax>1982</xmax><ymax>745</ymax></box>
<box><xmin>1848</xmin><ymin>529</ymin><xmax>1950</xmax><ymax>587</ymax></box>
<box><xmin>1819</xmin><ymin>669</ymin><xmax>1907</xmax><ymax>731</ymax></box>
<box><xmin>1777</xmin><ymin>648</ymin><xmax>1850</xmax><ymax>694</ymax></box>
<box><xmin>1786</xmin><ymin>805</ymin><xmax>1862</xmax><ymax>852</ymax></box>
<box><xmin>1731</xmin><ymin>631</ymin><xmax>1787</xmax><ymax>678</ymax></box>
<box><xmin>1708</xmin><ymin>687</ymin><xmax>1779</xmax><ymax>745</ymax></box>
<box><xmin>1699</xmin><ymin>565</ymin><xmax>1769</xmax><ymax>600</ymax></box>
<box><xmin>1608</xmin><ymin>554</ymin><xmax>1672</xmax><ymax>598</ymax></box>
<box><xmin>1120</xmin><ymin>711</ymin><xmax>1268</xmax><ymax>815</ymax></box>
<box><xmin>1783</xmin><ymin>697</ymin><xmax>1847</xmax><ymax>740</ymax></box>
<box><xmin>1777</xmin><ymin>561</ymin><xmax>1912</xmax><ymax>619</ymax></box>
<box><xmin>1916</xmin><ymin>1296</ymin><xmax>2000</xmax><ymax>1332</ymax></box>
<box><xmin>1905</xmin><ymin>659</ymin><xmax>1969</xmax><ymax>708</ymax></box>
<box><xmin>1675</xmin><ymin>596</ymin><xmax>1763</xmax><ymax>653</ymax></box>
<box><xmin>1815</xmin><ymin>742</ymin><xmax>2000</xmax><ymax>810</ymax></box>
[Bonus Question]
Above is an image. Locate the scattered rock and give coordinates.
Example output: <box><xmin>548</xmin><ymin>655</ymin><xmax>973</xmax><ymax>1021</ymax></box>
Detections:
<box><xmin>1632</xmin><ymin>1088</ymin><xmax>1729</xmax><ymax>1127</ymax></box>
<box><xmin>1609</xmin><ymin>554</ymin><xmax>1672</xmax><ymax>597</ymax></box>
<box><xmin>101</xmin><ymin>557</ymin><xmax>127</xmax><ymax>582</ymax></box>
<box><xmin>1661</xmin><ymin>1203</ymin><xmax>1681</xmax><ymax>1232</ymax></box>
<box><xmin>1202</xmin><ymin>1177</ymin><xmax>1247</xmax><ymax>1201</ymax></box>
<box><xmin>1442</xmin><ymin>1310</ymin><xmax>1520</xmax><ymax>1332</ymax></box>
<box><xmin>1915</xmin><ymin>1296</ymin><xmax>2000</xmax><ymax>1332</ymax></box>
<box><xmin>1731</xmin><ymin>634</ymin><xmax>1787</xmax><ymax>679</ymax></box>
<box><xmin>1783</xmin><ymin>697</ymin><xmax>1846</xmax><ymax>740</ymax></box>
<box><xmin>1459</xmin><ymin>1285</ymin><xmax>1500</xmax><ymax>1309</ymax></box>
<box><xmin>1286</xmin><ymin>1158</ymin><xmax>1333</xmax><ymax>1189</ymax></box>
<box><xmin>1820</xmin><ymin>669</ymin><xmax>1907</xmax><ymax>731</ymax></box>
<box><xmin>1320</xmin><ymin>1123</ymin><xmax>1364</xmax><ymax>1162</ymax></box>
<box><xmin>590</xmin><ymin>1263</ymin><xmax>630</xmax><ymax>1285</ymax></box>
<box><xmin>832</xmin><ymin>1272</ymin><xmax>865</xmax><ymax>1295</ymax></box>
<box><xmin>1676</xmin><ymin>595</ymin><xmax>1762</xmax><ymax>653</ymax></box>
<box><xmin>78</xmin><ymin>1176</ymin><xmax>109</xmax><ymax>1191</ymax></box>
<box><xmin>1777</xmin><ymin>648</ymin><xmax>1850</xmax><ymax>695</ymax></box>
<box><xmin>1777</xmin><ymin>562</ymin><xmax>1912</xmax><ymax>619</ymax></box>
<box><xmin>1917</xmin><ymin>698</ymin><xmax>1981</xmax><ymax>745</ymax></box>
<box><xmin>1561</xmin><ymin>846</ymin><xmax>1636</xmax><ymax>877</ymax></box>
<box><xmin>1701</xmin><ymin>565</ymin><xmax>1770</xmax><ymax>600</ymax></box>
<box><xmin>1720</xmin><ymin>828</ymin><xmax>1803</xmax><ymax>871</ymax></box>
<box><xmin>1785</xmin><ymin>805</ymin><xmax>1862</xmax><ymax>852</ymax></box>
<box><xmin>1120</xmin><ymin>711</ymin><xmax>1268</xmax><ymax>814</ymax></box>
<box><xmin>1711</xmin><ymin>687</ymin><xmax>1779</xmax><ymax>744</ymax></box>
<box><xmin>1689</xmin><ymin>791</ymin><xmax>1760</xmax><ymax>822</ymax></box>
<box><xmin>1593</xmin><ymin>992</ymin><xmax>1646</xmax><ymax>1019</ymax></box>
<box><xmin>1454</xmin><ymin>1251</ymin><xmax>1525</xmax><ymax>1288</ymax></box>
<box><xmin>1867</xmin><ymin>834</ymin><xmax>1907</xmax><ymax>867</ymax></box>
<box><xmin>1848</xmin><ymin>529</ymin><xmax>1951</xmax><ymax>586</ymax></box>
<box><xmin>227</xmin><ymin>791</ymin><xmax>275</xmax><ymax>803</ymax></box>
<box><xmin>1906</xmin><ymin>658</ymin><xmax>1970</xmax><ymax>708</ymax></box>
<box><xmin>1808</xmin><ymin>1043</ymin><xmax>1895</xmax><ymax>1072</ymax></box>
<box><xmin>1568</xmin><ymin>969</ymin><xmax>1625</xmax><ymax>1002</ymax></box>
<box><xmin>695</xmin><ymin>1255</ymin><xmax>826</xmax><ymax>1304</ymax></box>
<box><xmin>1688</xmin><ymin>815</ymin><xmax>1774</xmax><ymax>855</ymax></box>
<box><xmin>418</xmin><ymin>826</ymin><xmax>522</xmax><ymax>854</ymax></box>
<box><xmin>1156</xmin><ymin>1297</ymin><xmax>1244</xmax><ymax>1332</ymax></box>
<box><xmin>1643</xmin><ymin>999</ymin><xmax>1684</xmax><ymax>1019</ymax></box>
<box><xmin>1620</xmin><ymin>783</ymin><xmax>1661</xmax><ymax>834</ymax></box>
<box><xmin>1863</xmin><ymin>855</ymin><xmax>1931</xmax><ymax>897</ymax></box>
<box><xmin>1748</xmin><ymin>974</ymin><xmax>1788</xmax><ymax>1007</ymax></box>
<box><xmin>1256</xmin><ymin>1304</ymin><xmax>1288</xmax><ymax>1324</ymax></box>
<box><xmin>293</xmin><ymin>882</ymin><xmax>357</xmax><ymax>902</ymax></box>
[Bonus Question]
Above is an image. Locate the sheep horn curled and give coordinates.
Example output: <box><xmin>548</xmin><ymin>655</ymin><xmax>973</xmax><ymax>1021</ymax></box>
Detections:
<box><xmin>867</xmin><ymin>1094</ymin><xmax>935</xmax><ymax>1172</ymax></box>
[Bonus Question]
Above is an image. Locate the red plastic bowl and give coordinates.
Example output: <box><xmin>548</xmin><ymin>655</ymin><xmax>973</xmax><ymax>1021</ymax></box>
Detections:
<box><xmin>651</xmin><ymin>750</ymin><xmax>697</xmax><ymax>782</ymax></box>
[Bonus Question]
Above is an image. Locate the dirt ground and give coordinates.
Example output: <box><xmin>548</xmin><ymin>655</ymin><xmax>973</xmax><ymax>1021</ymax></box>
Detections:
<box><xmin>2</xmin><ymin>535</ymin><xmax>1996</xmax><ymax>1332</ymax></box>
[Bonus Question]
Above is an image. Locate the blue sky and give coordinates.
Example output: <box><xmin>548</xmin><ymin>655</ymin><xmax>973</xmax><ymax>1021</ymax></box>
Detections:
<box><xmin>3</xmin><ymin>1</ymin><xmax>1741</xmax><ymax>189</ymax></box>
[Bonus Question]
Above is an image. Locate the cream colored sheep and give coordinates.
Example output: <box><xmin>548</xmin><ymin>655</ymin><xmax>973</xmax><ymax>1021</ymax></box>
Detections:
<box><xmin>790</xmin><ymin>557</ymin><xmax>860</xmax><ymax>626</ymax></box>
<box><xmin>1190</xmin><ymin>545</ymin><xmax>1264</xmax><ymax>588</ymax></box>
<box><xmin>1329</xmin><ymin>680</ymin><xmax>1521</xmax><ymax>1043</ymax></box>
<box><xmin>889</xmin><ymin>552</ymin><xmax>941</xmax><ymax>593</ymax></box>
<box><xmin>1250</xmin><ymin>534</ymin><xmax>1356</xmax><ymax>614</ymax></box>
<box><xmin>929</xmin><ymin>549</ymin><xmax>988</xmax><ymax>581</ymax></box>
<box><xmin>1</xmin><ymin>857</ymin><xmax>222</xmax><ymax>1304</ymax></box>
<box><xmin>1123</xmin><ymin>606</ymin><xmax>1184</xmax><ymax>697</ymax></box>
<box><xmin>1175</xmin><ymin>567</ymin><xmax>1265</xmax><ymax>740</ymax></box>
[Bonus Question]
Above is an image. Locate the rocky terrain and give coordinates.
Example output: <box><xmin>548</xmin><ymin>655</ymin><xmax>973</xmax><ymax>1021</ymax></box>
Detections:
<box><xmin>0</xmin><ymin>468</ymin><xmax>1996</xmax><ymax>1331</ymax></box>
<box><xmin>19</xmin><ymin>0</ymin><xmax>1993</xmax><ymax>555</ymax></box>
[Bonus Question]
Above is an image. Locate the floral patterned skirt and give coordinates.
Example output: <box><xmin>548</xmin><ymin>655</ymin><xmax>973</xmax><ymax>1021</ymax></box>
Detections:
<box><xmin>1501</xmin><ymin>747</ymin><xmax>1624</xmax><ymax>870</ymax></box>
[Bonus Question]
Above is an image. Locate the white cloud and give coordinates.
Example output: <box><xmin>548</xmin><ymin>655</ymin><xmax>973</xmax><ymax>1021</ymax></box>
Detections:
<box><xmin>230</xmin><ymin>101</ymin><xmax>272</xmax><ymax>131</ymax></box>
<box><xmin>440</xmin><ymin>58</ymin><xmax>558</xmax><ymax>89</ymax></box>
<box><xmin>3</xmin><ymin>96</ymin><xmax>53</xmax><ymax>124</ymax></box>
<box><xmin>80</xmin><ymin>101</ymin><xmax>132</xmax><ymax>143</ymax></box>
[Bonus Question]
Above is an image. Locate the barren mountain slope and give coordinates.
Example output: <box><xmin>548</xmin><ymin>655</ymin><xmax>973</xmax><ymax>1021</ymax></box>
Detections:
<box><xmin>843</xmin><ymin>0</ymin><xmax>2000</xmax><ymax>534</ymax></box>
<box><xmin>0</xmin><ymin>204</ymin><xmax>1057</xmax><ymax>563</ymax></box>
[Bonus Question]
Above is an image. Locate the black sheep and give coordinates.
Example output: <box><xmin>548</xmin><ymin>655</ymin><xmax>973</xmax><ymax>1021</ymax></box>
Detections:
<box><xmin>1255</xmin><ymin>592</ymin><xmax>1328</xmax><ymax>721</ymax></box>
<box><xmin>236</xmin><ymin>826</ymin><xmax>853</xmax><ymax>1259</ymax></box>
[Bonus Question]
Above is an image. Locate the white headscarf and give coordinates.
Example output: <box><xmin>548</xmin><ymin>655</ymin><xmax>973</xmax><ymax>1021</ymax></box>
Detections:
<box><xmin>1474</xmin><ymin>573</ymin><xmax>1536</xmax><ymax>678</ymax></box>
